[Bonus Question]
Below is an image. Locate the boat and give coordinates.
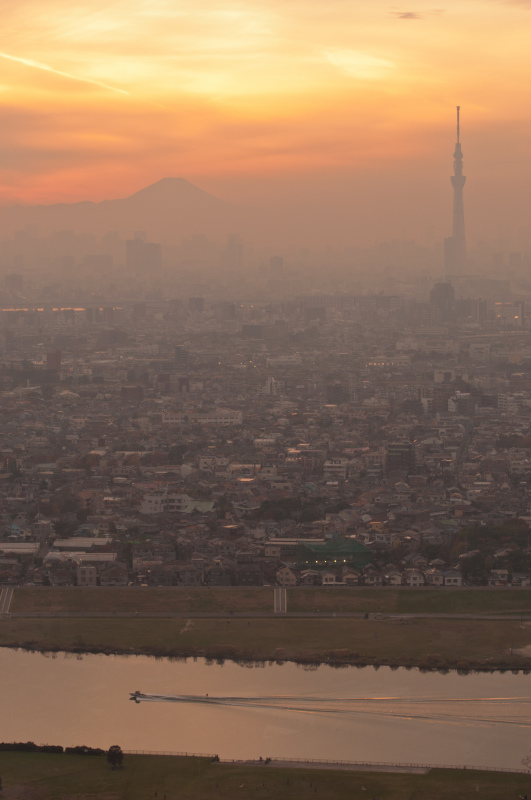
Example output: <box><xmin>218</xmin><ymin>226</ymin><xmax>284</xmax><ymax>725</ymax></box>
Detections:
<box><xmin>129</xmin><ymin>691</ymin><xmax>214</xmax><ymax>704</ymax></box>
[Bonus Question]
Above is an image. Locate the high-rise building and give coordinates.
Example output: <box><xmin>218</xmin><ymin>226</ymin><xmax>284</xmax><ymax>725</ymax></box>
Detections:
<box><xmin>219</xmin><ymin>234</ymin><xmax>243</xmax><ymax>270</ymax></box>
<box><xmin>269</xmin><ymin>256</ymin><xmax>284</xmax><ymax>276</ymax></box>
<box><xmin>126</xmin><ymin>237</ymin><xmax>162</xmax><ymax>273</ymax></box>
<box><xmin>444</xmin><ymin>106</ymin><xmax>466</xmax><ymax>271</ymax></box>
<box><xmin>188</xmin><ymin>297</ymin><xmax>205</xmax><ymax>312</ymax></box>
<box><xmin>46</xmin><ymin>350</ymin><xmax>61</xmax><ymax>372</ymax></box>
<box><xmin>430</xmin><ymin>281</ymin><xmax>455</xmax><ymax>322</ymax></box>
<box><xmin>5</xmin><ymin>273</ymin><xmax>23</xmax><ymax>292</ymax></box>
<box><xmin>386</xmin><ymin>442</ymin><xmax>415</xmax><ymax>475</ymax></box>
<box><xmin>174</xmin><ymin>345</ymin><xmax>190</xmax><ymax>370</ymax></box>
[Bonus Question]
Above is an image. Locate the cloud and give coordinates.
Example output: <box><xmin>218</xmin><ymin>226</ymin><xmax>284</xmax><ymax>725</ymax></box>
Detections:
<box><xmin>390</xmin><ymin>8</ymin><xmax>445</xmax><ymax>19</ymax></box>
<box><xmin>0</xmin><ymin>51</ymin><xmax>130</xmax><ymax>95</ymax></box>
<box><xmin>324</xmin><ymin>49</ymin><xmax>395</xmax><ymax>79</ymax></box>
<box><xmin>393</xmin><ymin>11</ymin><xmax>423</xmax><ymax>18</ymax></box>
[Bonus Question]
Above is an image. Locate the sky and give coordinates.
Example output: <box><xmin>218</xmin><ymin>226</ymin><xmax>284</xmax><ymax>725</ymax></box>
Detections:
<box><xmin>2</xmin><ymin>0</ymin><xmax>531</xmax><ymax>245</ymax></box>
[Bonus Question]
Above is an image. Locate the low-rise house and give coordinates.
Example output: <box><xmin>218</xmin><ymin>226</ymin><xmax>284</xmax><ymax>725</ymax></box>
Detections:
<box><xmin>363</xmin><ymin>565</ymin><xmax>383</xmax><ymax>587</ymax></box>
<box><xmin>512</xmin><ymin>573</ymin><xmax>531</xmax><ymax>587</ymax></box>
<box><xmin>45</xmin><ymin>562</ymin><xmax>76</xmax><ymax>586</ymax></box>
<box><xmin>236</xmin><ymin>565</ymin><xmax>263</xmax><ymax>585</ymax></box>
<box><xmin>403</xmin><ymin>569</ymin><xmax>425</xmax><ymax>587</ymax></box>
<box><xmin>488</xmin><ymin>568</ymin><xmax>510</xmax><ymax>586</ymax></box>
<box><xmin>300</xmin><ymin>569</ymin><xmax>322</xmax><ymax>586</ymax></box>
<box><xmin>99</xmin><ymin>562</ymin><xmax>129</xmax><ymax>586</ymax></box>
<box><xmin>136</xmin><ymin>559</ymin><xmax>199</xmax><ymax>587</ymax></box>
<box><xmin>276</xmin><ymin>565</ymin><xmax>299</xmax><ymax>586</ymax></box>
<box><xmin>133</xmin><ymin>556</ymin><xmax>163</xmax><ymax>572</ymax></box>
<box><xmin>0</xmin><ymin>563</ymin><xmax>20</xmax><ymax>583</ymax></box>
<box><xmin>321</xmin><ymin>570</ymin><xmax>339</xmax><ymax>585</ymax></box>
<box><xmin>204</xmin><ymin>564</ymin><xmax>233</xmax><ymax>586</ymax></box>
<box><xmin>402</xmin><ymin>552</ymin><xmax>428</xmax><ymax>568</ymax></box>
<box><xmin>342</xmin><ymin>567</ymin><xmax>361</xmax><ymax>586</ymax></box>
<box><xmin>264</xmin><ymin>542</ymin><xmax>282</xmax><ymax>559</ymax></box>
<box><xmin>175</xmin><ymin>564</ymin><xmax>203</xmax><ymax>586</ymax></box>
<box><xmin>424</xmin><ymin>567</ymin><xmax>444</xmax><ymax>586</ymax></box>
<box><xmin>213</xmin><ymin>538</ymin><xmax>237</xmax><ymax>557</ymax></box>
<box><xmin>443</xmin><ymin>569</ymin><xmax>462</xmax><ymax>586</ymax></box>
<box><xmin>383</xmin><ymin>567</ymin><xmax>403</xmax><ymax>586</ymax></box>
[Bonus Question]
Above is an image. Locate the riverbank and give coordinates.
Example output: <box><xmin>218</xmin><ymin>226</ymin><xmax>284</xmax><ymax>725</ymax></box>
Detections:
<box><xmin>1</xmin><ymin>751</ymin><xmax>529</xmax><ymax>800</ymax></box>
<box><xmin>1</xmin><ymin>615</ymin><xmax>531</xmax><ymax>672</ymax></box>
<box><xmin>12</xmin><ymin>585</ymin><xmax>531</xmax><ymax>615</ymax></box>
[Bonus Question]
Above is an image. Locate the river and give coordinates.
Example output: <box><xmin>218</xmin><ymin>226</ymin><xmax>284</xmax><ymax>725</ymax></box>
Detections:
<box><xmin>1</xmin><ymin>648</ymin><xmax>530</xmax><ymax>770</ymax></box>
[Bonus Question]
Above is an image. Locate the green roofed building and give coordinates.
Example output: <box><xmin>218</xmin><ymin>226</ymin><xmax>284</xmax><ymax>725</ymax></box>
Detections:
<box><xmin>298</xmin><ymin>540</ymin><xmax>372</xmax><ymax>570</ymax></box>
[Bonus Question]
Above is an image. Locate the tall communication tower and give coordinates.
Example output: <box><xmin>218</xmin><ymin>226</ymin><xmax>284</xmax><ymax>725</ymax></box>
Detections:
<box><xmin>444</xmin><ymin>106</ymin><xmax>467</xmax><ymax>270</ymax></box>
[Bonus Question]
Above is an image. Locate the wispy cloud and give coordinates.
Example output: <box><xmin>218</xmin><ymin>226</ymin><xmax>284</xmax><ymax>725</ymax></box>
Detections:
<box><xmin>390</xmin><ymin>8</ymin><xmax>445</xmax><ymax>19</ymax></box>
<box><xmin>324</xmin><ymin>49</ymin><xmax>395</xmax><ymax>79</ymax></box>
<box><xmin>0</xmin><ymin>51</ymin><xmax>129</xmax><ymax>95</ymax></box>
<box><xmin>393</xmin><ymin>11</ymin><xmax>423</xmax><ymax>18</ymax></box>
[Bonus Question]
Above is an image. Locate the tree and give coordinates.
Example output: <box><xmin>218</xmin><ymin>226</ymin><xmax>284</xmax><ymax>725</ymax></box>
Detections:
<box><xmin>168</xmin><ymin>444</ymin><xmax>187</xmax><ymax>464</ymax></box>
<box><xmin>107</xmin><ymin>745</ymin><xmax>124</xmax><ymax>770</ymax></box>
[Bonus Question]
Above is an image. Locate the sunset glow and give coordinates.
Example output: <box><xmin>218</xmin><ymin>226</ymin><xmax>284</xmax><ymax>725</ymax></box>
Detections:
<box><xmin>2</xmin><ymin>0</ymin><xmax>531</xmax><ymax>237</ymax></box>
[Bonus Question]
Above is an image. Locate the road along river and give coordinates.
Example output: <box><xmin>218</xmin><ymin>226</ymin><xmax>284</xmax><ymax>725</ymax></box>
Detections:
<box><xmin>1</xmin><ymin>648</ymin><xmax>530</xmax><ymax>770</ymax></box>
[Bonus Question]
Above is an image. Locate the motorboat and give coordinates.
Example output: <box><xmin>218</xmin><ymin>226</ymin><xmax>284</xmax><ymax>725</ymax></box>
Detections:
<box><xmin>129</xmin><ymin>691</ymin><xmax>214</xmax><ymax>704</ymax></box>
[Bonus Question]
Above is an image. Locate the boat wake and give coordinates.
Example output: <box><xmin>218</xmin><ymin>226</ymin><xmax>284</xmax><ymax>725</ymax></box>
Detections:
<box><xmin>129</xmin><ymin>693</ymin><xmax>531</xmax><ymax>727</ymax></box>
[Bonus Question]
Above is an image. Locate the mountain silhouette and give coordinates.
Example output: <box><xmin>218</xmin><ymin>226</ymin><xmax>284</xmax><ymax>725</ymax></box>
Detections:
<box><xmin>118</xmin><ymin>177</ymin><xmax>223</xmax><ymax>207</ymax></box>
<box><xmin>0</xmin><ymin>178</ymin><xmax>240</xmax><ymax>242</ymax></box>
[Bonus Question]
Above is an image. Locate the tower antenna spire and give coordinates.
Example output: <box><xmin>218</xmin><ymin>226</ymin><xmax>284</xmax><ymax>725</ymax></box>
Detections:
<box><xmin>444</xmin><ymin>106</ymin><xmax>466</xmax><ymax>271</ymax></box>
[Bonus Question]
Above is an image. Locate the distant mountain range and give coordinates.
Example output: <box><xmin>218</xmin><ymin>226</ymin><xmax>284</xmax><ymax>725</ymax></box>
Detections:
<box><xmin>0</xmin><ymin>178</ymin><xmax>245</xmax><ymax>242</ymax></box>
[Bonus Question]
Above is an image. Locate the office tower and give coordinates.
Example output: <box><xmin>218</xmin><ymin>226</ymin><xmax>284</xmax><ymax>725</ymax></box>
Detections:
<box><xmin>174</xmin><ymin>345</ymin><xmax>190</xmax><ymax>370</ymax></box>
<box><xmin>126</xmin><ymin>237</ymin><xmax>162</xmax><ymax>273</ymax></box>
<box><xmin>46</xmin><ymin>350</ymin><xmax>61</xmax><ymax>372</ymax></box>
<box><xmin>189</xmin><ymin>297</ymin><xmax>205</xmax><ymax>312</ymax></box>
<box><xmin>430</xmin><ymin>281</ymin><xmax>455</xmax><ymax>323</ymax></box>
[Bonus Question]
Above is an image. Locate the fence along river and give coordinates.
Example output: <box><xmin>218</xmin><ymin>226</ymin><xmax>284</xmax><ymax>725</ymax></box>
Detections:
<box><xmin>1</xmin><ymin>647</ymin><xmax>530</xmax><ymax>770</ymax></box>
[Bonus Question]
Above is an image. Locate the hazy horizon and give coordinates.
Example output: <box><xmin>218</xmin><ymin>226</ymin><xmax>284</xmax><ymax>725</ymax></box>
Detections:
<box><xmin>0</xmin><ymin>169</ymin><xmax>526</xmax><ymax>256</ymax></box>
<box><xmin>2</xmin><ymin>1</ymin><xmax>531</xmax><ymax>250</ymax></box>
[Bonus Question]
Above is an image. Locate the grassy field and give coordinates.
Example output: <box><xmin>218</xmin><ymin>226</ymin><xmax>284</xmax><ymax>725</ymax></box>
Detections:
<box><xmin>291</xmin><ymin>587</ymin><xmax>531</xmax><ymax>615</ymax></box>
<box><xmin>1</xmin><ymin>615</ymin><xmax>531</xmax><ymax>670</ymax></box>
<box><xmin>11</xmin><ymin>586</ymin><xmax>531</xmax><ymax>616</ymax></box>
<box><xmin>0</xmin><ymin>752</ymin><xmax>529</xmax><ymax>800</ymax></box>
<box><xmin>11</xmin><ymin>587</ymin><xmax>274</xmax><ymax>614</ymax></box>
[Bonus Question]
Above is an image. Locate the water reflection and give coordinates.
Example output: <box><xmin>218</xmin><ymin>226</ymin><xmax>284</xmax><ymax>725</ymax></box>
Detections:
<box><xmin>2</xmin><ymin>648</ymin><xmax>530</xmax><ymax>769</ymax></box>
<box><xmin>132</xmin><ymin>690</ymin><xmax>531</xmax><ymax>727</ymax></box>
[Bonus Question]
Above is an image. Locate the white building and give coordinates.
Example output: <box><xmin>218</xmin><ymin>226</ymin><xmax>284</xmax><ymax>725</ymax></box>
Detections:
<box><xmin>76</xmin><ymin>565</ymin><xmax>97</xmax><ymax>587</ymax></box>
<box><xmin>140</xmin><ymin>491</ymin><xmax>192</xmax><ymax>515</ymax></box>
<box><xmin>162</xmin><ymin>409</ymin><xmax>242</xmax><ymax>426</ymax></box>
<box><xmin>323</xmin><ymin>459</ymin><xmax>349</xmax><ymax>480</ymax></box>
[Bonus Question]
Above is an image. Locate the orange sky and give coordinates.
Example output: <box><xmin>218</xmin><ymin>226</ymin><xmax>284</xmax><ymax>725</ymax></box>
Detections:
<box><xmin>2</xmin><ymin>0</ymin><xmax>531</xmax><ymax>244</ymax></box>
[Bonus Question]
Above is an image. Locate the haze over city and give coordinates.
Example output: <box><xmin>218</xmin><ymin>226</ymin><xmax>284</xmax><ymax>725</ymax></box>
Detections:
<box><xmin>4</xmin><ymin>2</ymin><xmax>531</xmax><ymax>796</ymax></box>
